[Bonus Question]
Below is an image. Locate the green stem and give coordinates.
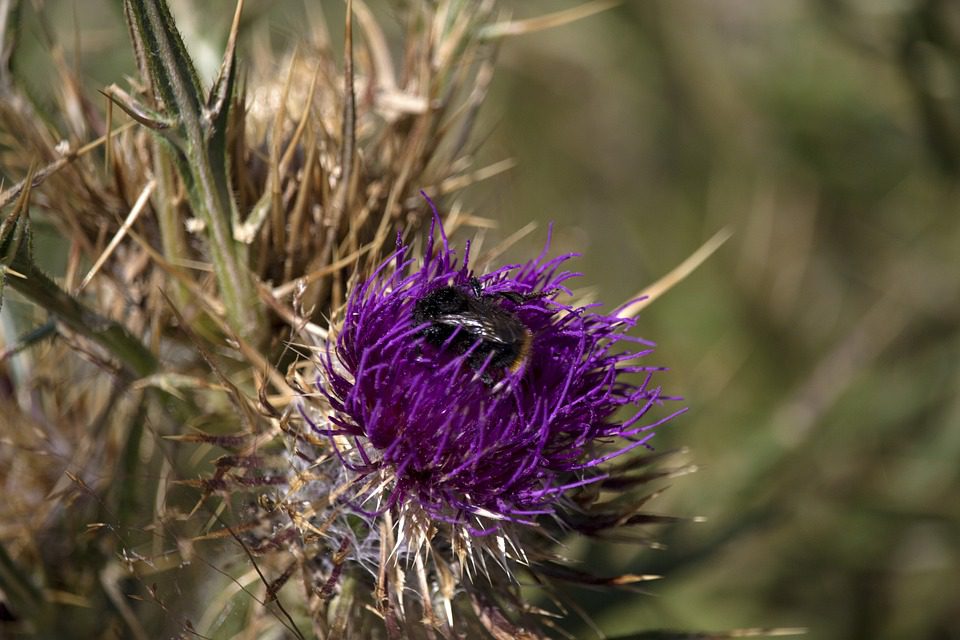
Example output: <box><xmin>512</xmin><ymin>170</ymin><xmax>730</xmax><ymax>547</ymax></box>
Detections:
<box><xmin>123</xmin><ymin>0</ymin><xmax>264</xmax><ymax>343</ymax></box>
<box><xmin>152</xmin><ymin>139</ymin><xmax>190</xmax><ymax>309</ymax></box>
<box><xmin>6</xmin><ymin>265</ymin><xmax>157</xmax><ymax>378</ymax></box>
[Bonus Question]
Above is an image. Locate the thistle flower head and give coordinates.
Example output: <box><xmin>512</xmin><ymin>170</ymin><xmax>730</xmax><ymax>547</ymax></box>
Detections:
<box><xmin>0</xmin><ymin>1</ymin><xmax>707</xmax><ymax>636</ymax></box>
<box><xmin>309</xmin><ymin>206</ymin><xmax>675</xmax><ymax>541</ymax></box>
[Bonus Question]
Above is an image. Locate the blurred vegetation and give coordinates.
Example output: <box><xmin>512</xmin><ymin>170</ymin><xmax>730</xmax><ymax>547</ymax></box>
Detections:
<box><xmin>2</xmin><ymin>0</ymin><xmax>959</xmax><ymax>639</ymax></box>
<box><xmin>487</xmin><ymin>1</ymin><xmax>960</xmax><ymax>638</ymax></box>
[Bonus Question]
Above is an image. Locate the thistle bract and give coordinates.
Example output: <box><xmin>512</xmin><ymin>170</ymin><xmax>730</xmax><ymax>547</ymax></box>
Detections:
<box><xmin>310</xmin><ymin>214</ymin><xmax>678</xmax><ymax>537</ymax></box>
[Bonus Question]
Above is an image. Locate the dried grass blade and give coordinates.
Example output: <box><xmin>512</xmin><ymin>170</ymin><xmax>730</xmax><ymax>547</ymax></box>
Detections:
<box><xmin>78</xmin><ymin>179</ymin><xmax>156</xmax><ymax>291</ymax></box>
<box><xmin>0</xmin><ymin>122</ymin><xmax>136</xmax><ymax>210</ymax></box>
<box><xmin>617</xmin><ymin>227</ymin><xmax>732</xmax><ymax>319</ymax></box>
<box><xmin>480</xmin><ymin>0</ymin><xmax>621</xmax><ymax>40</ymax></box>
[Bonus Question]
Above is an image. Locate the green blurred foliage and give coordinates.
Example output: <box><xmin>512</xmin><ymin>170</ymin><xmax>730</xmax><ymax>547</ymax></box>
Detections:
<box><xmin>6</xmin><ymin>0</ymin><xmax>960</xmax><ymax>638</ymax></box>
<box><xmin>486</xmin><ymin>1</ymin><xmax>960</xmax><ymax>638</ymax></box>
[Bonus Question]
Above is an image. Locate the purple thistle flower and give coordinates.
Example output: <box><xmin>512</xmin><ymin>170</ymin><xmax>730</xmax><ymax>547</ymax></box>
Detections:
<box><xmin>309</xmin><ymin>206</ymin><xmax>682</xmax><ymax>538</ymax></box>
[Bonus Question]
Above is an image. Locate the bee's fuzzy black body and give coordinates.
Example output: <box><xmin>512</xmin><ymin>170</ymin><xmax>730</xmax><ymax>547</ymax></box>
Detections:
<box><xmin>413</xmin><ymin>279</ymin><xmax>533</xmax><ymax>380</ymax></box>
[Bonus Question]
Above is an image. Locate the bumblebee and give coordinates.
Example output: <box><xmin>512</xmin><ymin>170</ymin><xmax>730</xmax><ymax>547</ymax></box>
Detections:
<box><xmin>412</xmin><ymin>278</ymin><xmax>534</xmax><ymax>380</ymax></box>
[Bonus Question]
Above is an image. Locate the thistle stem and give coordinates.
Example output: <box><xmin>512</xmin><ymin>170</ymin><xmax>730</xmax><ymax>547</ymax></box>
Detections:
<box><xmin>122</xmin><ymin>0</ymin><xmax>265</xmax><ymax>344</ymax></box>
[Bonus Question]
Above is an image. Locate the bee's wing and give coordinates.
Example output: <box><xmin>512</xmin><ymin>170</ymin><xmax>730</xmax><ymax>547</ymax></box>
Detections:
<box><xmin>433</xmin><ymin>312</ymin><xmax>514</xmax><ymax>344</ymax></box>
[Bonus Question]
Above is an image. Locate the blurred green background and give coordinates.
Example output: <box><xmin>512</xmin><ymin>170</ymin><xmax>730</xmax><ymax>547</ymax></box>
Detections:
<box><xmin>486</xmin><ymin>2</ymin><xmax>960</xmax><ymax>638</ymax></box>
<box><xmin>10</xmin><ymin>1</ymin><xmax>960</xmax><ymax>638</ymax></box>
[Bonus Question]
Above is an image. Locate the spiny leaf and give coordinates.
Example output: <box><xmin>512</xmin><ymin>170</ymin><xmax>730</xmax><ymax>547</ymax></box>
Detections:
<box><xmin>0</xmin><ymin>320</ymin><xmax>56</xmax><ymax>362</ymax></box>
<box><xmin>205</xmin><ymin>0</ymin><xmax>243</xmax><ymax>133</ymax></box>
<box><xmin>101</xmin><ymin>84</ymin><xmax>175</xmax><ymax>131</ymax></box>
<box><xmin>1</xmin><ymin>179</ymin><xmax>158</xmax><ymax>377</ymax></box>
<box><xmin>123</xmin><ymin>0</ymin><xmax>204</xmax><ymax>124</ymax></box>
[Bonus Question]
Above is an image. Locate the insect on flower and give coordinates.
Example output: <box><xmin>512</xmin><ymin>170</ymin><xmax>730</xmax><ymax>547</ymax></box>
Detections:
<box><xmin>412</xmin><ymin>277</ymin><xmax>536</xmax><ymax>383</ymax></box>
<box><xmin>307</xmin><ymin>195</ymin><xmax>685</xmax><ymax>540</ymax></box>
<box><xmin>283</xmin><ymin>195</ymin><xmax>688</xmax><ymax>635</ymax></box>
